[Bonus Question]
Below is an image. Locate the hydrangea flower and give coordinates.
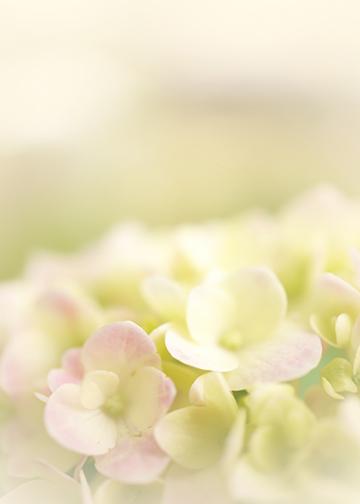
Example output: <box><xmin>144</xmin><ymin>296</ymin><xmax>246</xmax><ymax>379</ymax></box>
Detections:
<box><xmin>165</xmin><ymin>267</ymin><xmax>322</xmax><ymax>389</ymax></box>
<box><xmin>3</xmin><ymin>187</ymin><xmax>360</xmax><ymax>502</ymax></box>
<box><xmin>45</xmin><ymin>321</ymin><xmax>176</xmax><ymax>483</ymax></box>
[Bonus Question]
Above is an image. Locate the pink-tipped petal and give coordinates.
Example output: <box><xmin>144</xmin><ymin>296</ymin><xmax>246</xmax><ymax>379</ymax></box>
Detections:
<box><xmin>48</xmin><ymin>369</ymin><xmax>75</xmax><ymax>393</ymax></box>
<box><xmin>82</xmin><ymin>322</ymin><xmax>159</xmax><ymax>378</ymax></box>
<box><xmin>226</xmin><ymin>328</ymin><xmax>322</xmax><ymax>390</ymax></box>
<box><xmin>95</xmin><ymin>433</ymin><xmax>169</xmax><ymax>484</ymax></box>
<box><xmin>125</xmin><ymin>367</ymin><xmax>176</xmax><ymax>433</ymax></box>
<box><xmin>45</xmin><ymin>384</ymin><xmax>117</xmax><ymax>456</ymax></box>
<box><xmin>62</xmin><ymin>348</ymin><xmax>84</xmax><ymax>376</ymax></box>
<box><xmin>48</xmin><ymin>348</ymin><xmax>84</xmax><ymax>392</ymax></box>
<box><xmin>165</xmin><ymin>329</ymin><xmax>238</xmax><ymax>372</ymax></box>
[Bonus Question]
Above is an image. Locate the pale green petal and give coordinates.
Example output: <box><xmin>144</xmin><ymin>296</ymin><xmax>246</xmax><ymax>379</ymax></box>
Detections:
<box><xmin>162</xmin><ymin>360</ymin><xmax>201</xmax><ymax>409</ymax></box>
<box><xmin>189</xmin><ymin>372</ymin><xmax>237</xmax><ymax>424</ymax></box>
<box><xmin>154</xmin><ymin>406</ymin><xmax>228</xmax><ymax>469</ymax></box>
<box><xmin>245</xmin><ymin>384</ymin><xmax>315</xmax><ymax>446</ymax></box>
<box><xmin>248</xmin><ymin>425</ymin><xmax>288</xmax><ymax>472</ymax></box>
<box><xmin>221</xmin><ymin>409</ymin><xmax>246</xmax><ymax>470</ymax></box>
<box><xmin>149</xmin><ymin>324</ymin><xmax>173</xmax><ymax>361</ymax></box>
<box><xmin>321</xmin><ymin>358</ymin><xmax>357</xmax><ymax>399</ymax></box>
<box><xmin>335</xmin><ymin>313</ymin><xmax>352</xmax><ymax>347</ymax></box>
<box><xmin>311</xmin><ymin>273</ymin><xmax>360</xmax><ymax>346</ymax></box>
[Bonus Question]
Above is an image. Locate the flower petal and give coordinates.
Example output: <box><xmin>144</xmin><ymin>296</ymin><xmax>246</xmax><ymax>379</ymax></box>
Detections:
<box><xmin>81</xmin><ymin>370</ymin><xmax>119</xmax><ymax>410</ymax></box>
<box><xmin>313</xmin><ymin>273</ymin><xmax>360</xmax><ymax>315</ymax></box>
<box><xmin>189</xmin><ymin>372</ymin><xmax>237</xmax><ymax>423</ymax></box>
<box><xmin>165</xmin><ymin>328</ymin><xmax>238</xmax><ymax>372</ymax></box>
<box><xmin>311</xmin><ymin>273</ymin><xmax>360</xmax><ymax>346</ymax></box>
<box><xmin>48</xmin><ymin>348</ymin><xmax>83</xmax><ymax>392</ymax></box>
<box><xmin>124</xmin><ymin>367</ymin><xmax>176</xmax><ymax>433</ymax></box>
<box><xmin>45</xmin><ymin>384</ymin><xmax>117</xmax><ymax>455</ymax></box>
<box><xmin>161</xmin><ymin>361</ymin><xmax>201</xmax><ymax>409</ymax></box>
<box><xmin>221</xmin><ymin>267</ymin><xmax>287</xmax><ymax>343</ymax></box>
<box><xmin>321</xmin><ymin>358</ymin><xmax>357</xmax><ymax>399</ymax></box>
<box><xmin>187</xmin><ymin>284</ymin><xmax>236</xmax><ymax>345</ymax></box>
<box><xmin>82</xmin><ymin>322</ymin><xmax>159</xmax><ymax>378</ymax></box>
<box><xmin>226</xmin><ymin>327</ymin><xmax>322</xmax><ymax>390</ymax></box>
<box><xmin>154</xmin><ymin>406</ymin><xmax>228</xmax><ymax>470</ymax></box>
<box><xmin>95</xmin><ymin>433</ymin><xmax>169</xmax><ymax>484</ymax></box>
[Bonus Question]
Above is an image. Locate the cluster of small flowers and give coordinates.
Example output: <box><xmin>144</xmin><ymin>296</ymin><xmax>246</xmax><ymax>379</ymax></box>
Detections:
<box><xmin>2</xmin><ymin>187</ymin><xmax>360</xmax><ymax>504</ymax></box>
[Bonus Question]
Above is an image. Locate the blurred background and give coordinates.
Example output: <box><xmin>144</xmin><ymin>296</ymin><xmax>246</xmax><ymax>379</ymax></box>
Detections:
<box><xmin>1</xmin><ymin>0</ymin><xmax>360</xmax><ymax>278</ymax></box>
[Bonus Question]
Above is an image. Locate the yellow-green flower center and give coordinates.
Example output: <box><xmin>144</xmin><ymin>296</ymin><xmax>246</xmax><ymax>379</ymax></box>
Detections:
<box><xmin>220</xmin><ymin>330</ymin><xmax>244</xmax><ymax>351</ymax></box>
<box><xmin>103</xmin><ymin>392</ymin><xmax>125</xmax><ymax>418</ymax></box>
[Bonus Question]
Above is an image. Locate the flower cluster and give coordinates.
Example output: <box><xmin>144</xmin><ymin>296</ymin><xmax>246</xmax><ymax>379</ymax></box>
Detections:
<box><xmin>1</xmin><ymin>187</ymin><xmax>360</xmax><ymax>503</ymax></box>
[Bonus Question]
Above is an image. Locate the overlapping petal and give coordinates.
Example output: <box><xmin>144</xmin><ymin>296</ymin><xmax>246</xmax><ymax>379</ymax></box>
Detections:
<box><xmin>82</xmin><ymin>322</ymin><xmax>159</xmax><ymax>378</ymax></box>
<box><xmin>45</xmin><ymin>383</ymin><xmax>117</xmax><ymax>455</ymax></box>
<box><xmin>95</xmin><ymin>433</ymin><xmax>170</xmax><ymax>484</ymax></box>
<box><xmin>226</xmin><ymin>327</ymin><xmax>322</xmax><ymax>390</ymax></box>
<box><xmin>155</xmin><ymin>373</ymin><xmax>238</xmax><ymax>469</ymax></box>
<box><xmin>165</xmin><ymin>328</ymin><xmax>238</xmax><ymax>372</ymax></box>
<box><xmin>124</xmin><ymin>367</ymin><xmax>176</xmax><ymax>433</ymax></box>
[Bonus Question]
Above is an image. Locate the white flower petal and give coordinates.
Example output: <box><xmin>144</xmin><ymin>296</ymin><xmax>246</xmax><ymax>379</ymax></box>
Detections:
<box><xmin>221</xmin><ymin>267</ymin><xmax>287</xmax><ymax>343</ymax></box>
<box><xmin>187</xmin><ymin>285</ymin><xmax>236</xmax><ymax>345</ymax></box>
<box><xmin>165</xmin><ymin>329</ymin><xmax>238</xmax><ymax>372</ymax></box>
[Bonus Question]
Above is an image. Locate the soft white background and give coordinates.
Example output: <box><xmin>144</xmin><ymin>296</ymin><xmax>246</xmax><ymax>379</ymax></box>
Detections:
<box><xmin>1</xmin><ymin>0</ymin><xmax>360</xmax><ymax>276</ymax></box>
